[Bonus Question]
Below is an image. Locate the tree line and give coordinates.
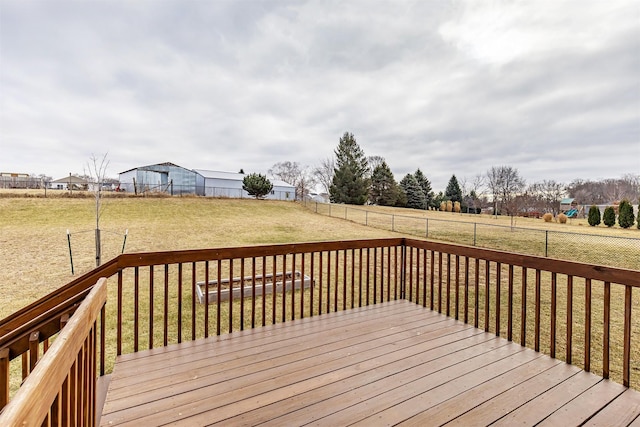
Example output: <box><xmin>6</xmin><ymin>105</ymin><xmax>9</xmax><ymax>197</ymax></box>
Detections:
<box><xmin>258</xmin><ymin>132</ymin><xmax>639</xmax><ymax>219</ymax></box>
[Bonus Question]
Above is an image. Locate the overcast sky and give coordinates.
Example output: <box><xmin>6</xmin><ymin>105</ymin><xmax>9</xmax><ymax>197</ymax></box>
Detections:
<box><xmin>1</xmin><ymin>0</ymin><xmax>638</xmax><ymax>191</ymax></box>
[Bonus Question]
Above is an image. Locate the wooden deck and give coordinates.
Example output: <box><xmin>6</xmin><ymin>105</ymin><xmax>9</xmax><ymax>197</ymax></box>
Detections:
<box><xmin>100</xmin><ymin>300</ymin><xmax>640</xmax><ymax>426</ymax></box>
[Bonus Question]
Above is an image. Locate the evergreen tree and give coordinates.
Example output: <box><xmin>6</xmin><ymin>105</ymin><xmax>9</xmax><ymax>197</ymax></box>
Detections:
<box><xmin>413</xmin><ymin>168</ymin><xmax>434</xmax><ymax>209</ymax></box>
<box><xmin>242</xmin><ymin>173</ymin><xmax>273</xmax><ymax>199</ymax></box>
<box><xmin>603</xmin><ymin>206</ymin><xmax>616</xmax><ymax>227</ymax></box>
<box><xmin>618</xmin><ymin>199</ymin><xmax>635</xmax><ymax>229</ymax></box>
<box><xmin>445</xmin><ymin>175</ymin><xmax>463</xmax><ymax>204</ymax></box>
<box><xmin>370</xmin><ymin>162</ymin><xmax>400</xmax><ymax>206</ymax></box>
<box><xmin>399</xmin><ymin>174</ymin><xmax>426</xmax><ymax>210</ymax></box>
<box><xmin>587</xmin><ymin>205</ymin><xmax>601</xmax><ymax>226</ymax></box>
<box><xmin>329</xmin><ymin>132</ymin><xmax>369</xmax><ymax>205</ymax></box>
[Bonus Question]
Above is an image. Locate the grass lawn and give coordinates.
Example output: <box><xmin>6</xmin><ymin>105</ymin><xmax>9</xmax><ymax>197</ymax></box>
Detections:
<box><xmin>0</xmin><ymin>195</ymin><xmax>396</xmax><ymax>319</ymax></box>
<box><xmin>1</xmin><ymin>193</ymin><xmax>638</xmax><ymax>392</ymax></box>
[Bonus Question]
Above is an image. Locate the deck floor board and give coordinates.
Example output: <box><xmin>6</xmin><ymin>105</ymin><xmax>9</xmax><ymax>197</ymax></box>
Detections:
<box><xmin>100</xmin><ymin>300</ymin><xmax>640</xmax><ymax>426</ymax></box>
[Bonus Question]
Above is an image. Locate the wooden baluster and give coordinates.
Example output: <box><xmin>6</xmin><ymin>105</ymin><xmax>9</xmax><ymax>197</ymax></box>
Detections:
<box><xmin>204</xmin><ymin>262</ymin><xmax>210</xmax><ymax>338</ymax></box>
<box><xmin>422</xmin><ymin>250</ymin><xmax>428</xmax><ymax>308</ymax></box>
<box><xmin>438</xmin><ymin>252</ymin><xmax>443</xmax><ymax>313</ymax></box>
<box><xmin>464</xmin><ymin>257</ymin><xmax>469</xmax><ymax>324</ymax></box>
<box><xmin>342</xmin><ymin>250</ymin><xmax>347</xmax><ymax>310</ymax></box>
<box><xmin>134</xmin><ymin>266</ymin><xmax>139</xmax><ymax>353</ymax></box>
<box><xmin>310</xmin><ymin>253</ymin><xmax>315</xmax><ymax>316</ymax></box>
<box><xmin>566</xmin><ymin>275</ymin><xmax>573</xmax><ymax>364</ymax></box>
<box><xmin>474</xmin><ymin>259</ymin><xmax>480</xmax><ymax>328</ymax></box>
<box><xmin>117</xmin><ymin>270</ymin><xmax>123</xmax><ymax>355</ymax></box>
<box><xmin>603</xmin><ymin>281</ymin><xmax>610</xmax><ymax>379</ymax></box>
<box><xmin>272</xmin><ymin>255</ymin><xmax>277</xmax><ymax>324</ymax></box>
<box><xmin>164</xmin><ymin>264</ymin><xmax>169</xmax><ymax>347</ymax></box>
<box><xmin>535</xmin><ymin>269</ymin><xmax>541</xmax><ymax>352</ymax></box>
<box><xmin>229</xmin><ymin>258</ymin><xmax>234</xmax><ymax>332</ymax></box>
<box><xmin>446</xmin><ymin>253</ymin><xmax>451</xmax><ymax>317</ymax></box>
<box><xmin>191</xmin><ymin>262</ymin><xmax>197</xmax><ymax>341</ymax></box>
<box><xmin>521</xmin><ymin>267</ymin><xmax>527</xmax><ymax>347</ymax></box>
<box><xmin>251</xmin><ymin>257</ymin><xmax>257</xmax><ymax>328</ymax></box>
<box><xmin>623</xmin><ymin>285</ymin><xmax>632</xmax><ymax>387</ymax></box>
<box><xmin>455</xmin><ymin>255</ymin><xmax>460</xmax><ymax>320</ymax></box>
<box><xmin>282</xmin><ymin>255</ymin><xmax>287</xmax><ymax>321</ymax></box>
<box><xmin>240</xmin><ymin>258</ymin><xmax>245</xmax><ymax>329</ymax></box>
<box><xmin>380</xmin><ymin>247</ymin><xmax>385</xmax><ymax>303</ymax></box>
<box><xmin>496</xmin><ymin>262</ymin><xmax>501</xmax><ymax>337</ymax></box>
<box><xmin>0</xmin><ymin>348</ymin><xmax>9</xmax><ymax>408</ymax></box>
<box><xmin>507</xmin><ymin>265</ymin><xmax>514</xmax><ymax>341</ymax></box>
<box><xmin>334</xmin><ymin>251</ymin><xmax>339</xmax><ymax>311</ymax></box>
<box><xmin>149</xmin><ymin>265</ymin><xmax>154</xmax><ymax>350</ymax></box>
<box><xmin>550</xmin><ymin>273</ymin><xmax>557</xmax><ymax>358</ymax></box>
<box><xmin>485</xmin><ymin>261</ymin><xmax>490</xmax><ymax>333</ymax></box>
<box><xmin>292</xmin><ymin>254</ymin><xmax>297</xmax><ymax>320</ymax></box>
<box><xmin>177</xmin><ymin>263</ymin><xmax>183</xmax><ymax>343</ymax></box>
<box><xmin>430</xmin><ymin>250</ymin><xmax>435</xmax><ymax>310</ymax></box>
<box><xmin>217</xmin><ymin>259</ymin><xmax>222</xmax><ymax>334</ymax></box>
<box><xmin>301</xmin><ymin>253</ymin><xmax>307</xmax><ymax>316</ymax></box>
<box><xmin>585</xmin><ymin>278</ymin><xmax>592</xmax><ymax>372</ymax></box>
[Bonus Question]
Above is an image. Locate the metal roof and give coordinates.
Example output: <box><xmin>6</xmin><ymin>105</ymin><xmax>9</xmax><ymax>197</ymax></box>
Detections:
<box><xmin>194</xmin><ymin>169</ymin><xmax>294</xmax><ymax>188</ymax></box>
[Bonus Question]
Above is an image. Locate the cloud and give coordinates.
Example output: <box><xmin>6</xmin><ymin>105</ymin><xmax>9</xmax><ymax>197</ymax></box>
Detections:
<box><xmin>1</xmin><ymin>0</ymin><xmax>638</xmax><ymax>191</ymax></box>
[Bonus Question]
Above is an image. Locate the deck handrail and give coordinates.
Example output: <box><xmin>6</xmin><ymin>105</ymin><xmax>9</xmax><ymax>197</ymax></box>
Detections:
<box><xmin>0</xmin><ymin>278</ymin><xmax>107</xmax><ymax>426</ymax></box>
<box><xmin>0</xmin><ymin>237</ymin><xmax>638</xmax><ymax>415</ymax></box>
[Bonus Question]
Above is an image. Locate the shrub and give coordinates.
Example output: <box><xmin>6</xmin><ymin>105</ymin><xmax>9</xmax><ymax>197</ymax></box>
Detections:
<box><xmin>618</xmin><ymin>199</ymin><xmax>635</xmax><ymax>229</ymax></box>
<box><xmin>557</xmin><ymin>213</ymin><xmax>567</xmax><ymax>224</ymax></box>
<box><xmin>587</xmin><ymin>205</ymin><xmax>601</xmax><ymax>226</ymax></box>
<box><xmin>603</xmin><ymin>206</ymin><xmax>616</xmax><ymax>227</ymax></box>
<box><xmin>242</xmin><ymin>173</ymin><xmax>273</xmax><ymax>199</ymax></box>
<box><xmin>440</xmin><ymin>201</ymin><xmax>446</xmax><ymax>211</ymax></box>
<box><xmin>446</xmin><ymin>200</ymin><xmax>453</xmax><ymax>212</ymax></box>
<box><xmin>453</xmin><ymin>201</ymin><xmax>461</xmax><ymax>213</ymax></box>
<box><xmin>542</xmin><ymin>213</ymin><xmax>553</xmax><ymax>222</ymax></box>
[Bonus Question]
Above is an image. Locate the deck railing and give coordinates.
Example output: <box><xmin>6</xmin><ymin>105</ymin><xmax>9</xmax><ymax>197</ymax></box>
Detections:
<box><xmin>0</xmin><ymin>278</ymin><xmax>107</xmax><ymax>426</ymax></box>
<box><xmin>0</xmin><ymin>237</ymin><xmax>638</xmax><ymax>422</ymax></box>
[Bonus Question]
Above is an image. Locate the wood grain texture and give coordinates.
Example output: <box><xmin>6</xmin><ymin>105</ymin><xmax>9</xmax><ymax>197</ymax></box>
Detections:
<box><xmin>99</xmin><ymin>300</ymin><xmax>640</xmax><ymax>427</ymax></box>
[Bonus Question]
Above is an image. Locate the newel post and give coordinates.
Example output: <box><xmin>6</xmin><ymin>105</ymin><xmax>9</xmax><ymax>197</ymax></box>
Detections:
<box><xmin>0</xmin><ymin>348</ymin><xmax>9</xmax><ymax>408</ymax></box>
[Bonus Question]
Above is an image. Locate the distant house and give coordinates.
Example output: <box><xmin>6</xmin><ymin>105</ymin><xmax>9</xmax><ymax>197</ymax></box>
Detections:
<box><xmin>119</xmin><ymin>163</ymin><xmax>197</xmax><ymax>195</ymax></box>
<box><xmin>50</xmin><ymin>175</ymin><xmax>88</xmax><ymax>191</ymax></box>
<box><xmin>195</xmin><ymin>169</ymin><xmax>295</xmax><ymax>200</ymax></box>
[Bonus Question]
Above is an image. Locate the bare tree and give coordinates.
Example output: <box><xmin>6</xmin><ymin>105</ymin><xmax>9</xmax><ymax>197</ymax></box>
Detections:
<box><xmin>313</xmin><ymin>156</ymin><xmax>335</xmax><ymax>195</ymax></box>
<box><xmin>366</xmin><ymin>155</ymin><xmax>386</xmax><ymax>177</ymax></box>
<box><xmin>268</xmin><ymin>161</ymin><xmax>316</xmax><ymax>200</ymax></box>
<box><xmin>529</xmin><ymin>180</ymin><xmax>565</xmax><ymax>215</ymax></box>
<box><xmin>486</xmin><ymin>166</ymin><xmax>525</xmax><ymax>216</ymax></box>
<box><xmin>567</xmin><ymin>175</ymin><xmax>640</xmax><ymax>205</ymax></box>
<box><xmin>85</xmin><ymin>153</ymin><xmax>110</xmax><ymax>267</ymax></box>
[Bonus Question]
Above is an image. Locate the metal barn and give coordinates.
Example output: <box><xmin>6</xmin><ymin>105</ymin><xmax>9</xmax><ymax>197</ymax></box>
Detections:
<box><xmin>195</xmin><ymin>169</ymin><xmax>295</xmax><ymax>200</ymax></box>
<box><xmin>119</xmin><ymin>163</ymin><xmax>197</xmax><ymax>195</ymax></box>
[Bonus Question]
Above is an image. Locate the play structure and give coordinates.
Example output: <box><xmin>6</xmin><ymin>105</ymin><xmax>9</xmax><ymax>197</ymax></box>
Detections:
<box><xmin>564</xmin><ymin>208</ymin><xmax>579</xmax><ymax>218</ymax></box>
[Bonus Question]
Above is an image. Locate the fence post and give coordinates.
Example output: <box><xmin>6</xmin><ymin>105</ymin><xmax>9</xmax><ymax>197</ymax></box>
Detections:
<box><xmin>365</xmin><ymin>211</ymin><xmax>368</xmax><ymax>226</ymax></box>
<box><xmin>425</xmin><ymin>218</ymin><xmax>429</xmax><ymax>238</ymax></box>
<box><xmin>474</xmin><ymin>223</ymin><xmax>477</xmax><ymax>246</ymax></box>
<box><xmin>329</xmin><ymin>204</ymin><xmax>331</xmax><ymax>217</ymax></box>
<box><xmin>392</xmin><ymin>215</ymin><xmax>395</xmax><ymax>232</ymax></box>
<box><xmin>545</xmin><ymin>230</ymin><xmax>549</xmax><ymax>257</ymax></box>
<box><xmin>315</xmin><ymin>202</ymin><xmax>318</xmax><ymax>213</ymax></box>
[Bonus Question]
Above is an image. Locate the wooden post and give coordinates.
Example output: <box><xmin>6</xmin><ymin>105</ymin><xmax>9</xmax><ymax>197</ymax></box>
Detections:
<box><xmin>0</xmin><ymin>348</ymin><xmax>9</xmax><ymax>408</ymax></box>
<box><xmin>29</xmin><ymin>332</ymin><xmax>40</xmax><ymax>372</ymax></box>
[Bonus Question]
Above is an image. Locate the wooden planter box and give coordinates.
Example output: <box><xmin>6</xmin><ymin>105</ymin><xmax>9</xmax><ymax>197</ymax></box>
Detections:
<box><xmin>195</xmin><ymin>270</ymin><xmax>314</xmax><ymax>304</ymax></box>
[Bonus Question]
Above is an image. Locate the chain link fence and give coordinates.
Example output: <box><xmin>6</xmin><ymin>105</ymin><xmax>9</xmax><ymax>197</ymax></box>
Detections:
<box><xmin>305</xmin><ymin>201</ymin><xmax>640</xmax><ymax>271</ymax></box>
